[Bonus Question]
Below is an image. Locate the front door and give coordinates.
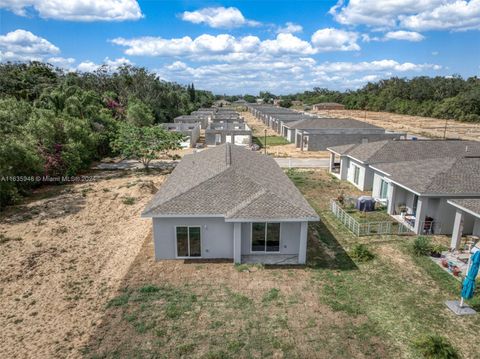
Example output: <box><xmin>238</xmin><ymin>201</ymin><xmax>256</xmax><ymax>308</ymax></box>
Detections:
<box><xmin>176</xmin><ymin>226</ymin><xmax>201</xmax><ymax>257</ymax></box>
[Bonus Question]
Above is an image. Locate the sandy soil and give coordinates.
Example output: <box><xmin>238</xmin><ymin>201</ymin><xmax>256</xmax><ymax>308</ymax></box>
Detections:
<box><xmin>0</xmin><ymin>170</ymin><xmax>167</xmax><ymax>359</ymax></box>
<box><xmin>241</xmin><ymin>111</ymin><xmax>329</xmax><ymax>158</ymax></box>
<box><xmin>312</xmin><ymin>109</ymin><xmax>480</xmax><ymax>141</ymax></box>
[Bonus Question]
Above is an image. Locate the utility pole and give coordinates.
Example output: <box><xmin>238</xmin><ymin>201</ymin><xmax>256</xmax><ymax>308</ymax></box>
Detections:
<box><xmin>443</xmin><ymin>118</ymin><xmax>448</xmax><ymax>140</ymax></box>
<box><xmin>264</xmin><ymin>128</ymin><xmax>267</xmax><ymax>155</ymax></box>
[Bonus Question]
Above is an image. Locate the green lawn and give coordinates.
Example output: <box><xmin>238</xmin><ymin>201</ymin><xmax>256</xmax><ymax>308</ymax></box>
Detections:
<box><xmin>84</xmin><ymin>169</ymin><xmax>480</xmax><ymax>359</ymax></box>
<box><xmin>253</xmin><ymin>135</ymin><xmax>290</xmax><ymax>147</ymax></box>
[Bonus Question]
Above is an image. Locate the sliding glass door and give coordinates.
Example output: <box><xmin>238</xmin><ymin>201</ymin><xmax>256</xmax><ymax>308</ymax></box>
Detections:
<box><xmin>251</xmin><ymin>222</ymin><xmax>280</xmax><ymax>253</ymax></box>
<box><xmin>176</xmin><ymin>226</ymin><xmax>201</xmax><ymax>257</ymax></box>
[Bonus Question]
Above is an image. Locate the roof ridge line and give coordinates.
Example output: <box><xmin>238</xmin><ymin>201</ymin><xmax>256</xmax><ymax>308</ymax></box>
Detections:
<box><xmin>425</xmin><ymin>157</ymin><xmax>461</xmax><ymax>191</ymax></box>
<box><xmin>225</xmin><ymin>188</ymin><xmax>267</xmax><ymax>218</ymax></box>
<box><xmin>142</xmin><ymin>164</ymin><xmax>231</xmax><ymax>216</ymax></box>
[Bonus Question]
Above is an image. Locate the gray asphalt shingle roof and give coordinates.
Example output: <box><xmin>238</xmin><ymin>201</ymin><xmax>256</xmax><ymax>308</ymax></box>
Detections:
<box><xmin>286</xmin><ymin>117</ymin><xmax>381</xmax><ymax>130</ymax></box>
<box><xmin>448</xmin><ymin>199</ymin><xmax>480</xmax><ymax>217</ymax></box>
<box><xmin>372</xmin><ymin>156</ymin><xmax>480</xmax><ymax>195</ymax></box>
<box><xmin>142</xmin><ymin>144</ymin><xmax>319</xmax><ymax>220</ymax></box>
<box><xmin>328</xmin><ymin>140</ymin><xmax>480</xmax><ymax>164</ymax></box>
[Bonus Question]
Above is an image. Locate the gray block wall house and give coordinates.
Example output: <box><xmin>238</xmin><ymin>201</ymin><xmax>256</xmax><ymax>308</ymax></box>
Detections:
<box><xmin>141</xmin><ymin>144</ymin><xmax>319</xmax><ymax>264</ymax></box>
<box><xmin>174</xmin><ymin>115</ymin><xmax>209</xmax><ymax>129</ymax></box>
<box><xmin>205</xmin><ymin>122</ymin><xmax>252</xmax><ymax>146</ymax></box>
<box><xmin>285</xmin><ymin>118</ymin><xmax>405</xmax><ymax>151</ymax></box>
<box><xmin>327</xmin><ymin>140</ymin><xmax>480</xmax><ymax>237</ymax></box>
<box><xmin>162</xmin><ymin>123</ymin><xmax>200</xmax><ymax>148</ymax></box>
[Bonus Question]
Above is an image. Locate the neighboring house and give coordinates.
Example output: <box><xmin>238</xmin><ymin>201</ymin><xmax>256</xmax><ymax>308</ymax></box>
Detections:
<box><xmin>162</xmin><ymin>123</ymin><xmax>200</xmax><ymax>148</ymax></box>
<box><xmin>205</xmin><ymin>122</ymin><xmax>252</xmax><ymax>146</ymax></box>
<box><xmin>211</xmin><ymin>116</ymin><xmax>244</xmax><ymax>124</ymax></box>
<box><xmin>327</xmin><ymin>140</ymin><xmax>480</xmax><ymax>236</ymax></box>
<box><xmin>286</xmin><ymin>118</ymin><xmax>405</xmax><ymax>151</ymax></box>
<box><xmin>448</xmin><ymin>199</ymin><xmax>480</xmax><ymax>250</ymax></box>
<box><xmin>312</xmin><ymin>102</ymin><xmax>345</xmax><ymax>111</ymax></box>
<box><xmin>214</xmin><ymin>99</ymin><xmax>231</xmax><ymax>107</ymax></box>
<box><xmin>327</xmin><ymin>140</ymin><xmax>480</xmax><ymax>191</ymax></box>
<box><xmin>142</xmin><ymin>144</ymin><xmax>319</xmax><ymax>264</ymax></box>
<box><xmin>370</xmin><ymin>156</ymin><xmax>480</xmax><ymax>235</ymax></box>
<box><xmin>174</xmin><ymin>115</ymin><xmax>209</xmax><ymax>129</ymax></box>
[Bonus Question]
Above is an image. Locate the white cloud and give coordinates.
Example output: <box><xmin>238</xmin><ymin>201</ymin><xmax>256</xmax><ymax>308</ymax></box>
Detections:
<box><xmin>0</xmin><ymin>0</ymin><xmax>143</xmax><ymax>21</ymax></box>
<box><xmin>277</xmin><ymin>22</ymin><xmax>303</xmax><ymax>34</ymax></box>
<box><xmin>384</xmin><ymin>31</ymin><xmax>425</xmax><ymax>41</ymax></box>
<box><xmin>260</xmin><ymin>33</ymin><xmax>315</xmax><ymax>55</ymax></box>
<box><xmin>180</xmin><ymin>7</ymin><xmax>259</xmax><ymax>28</ymax></box>
<box><xmin>363</xmin><ymin>30</ymin><xmax>425</xmax><ymax>42</ymax></box>
<box><xmin>311</xmin><ymin>28</ymin><xmax>360</xmax><ymax>52</ymax></box>
<box><xmin>76</xmin><ymin>60</ymin><xmax>99</xmax><ymax>72</ymax></box>
<box><xmin>329</xmin><ymin>0</ymin><xmax>480</xmax><ymax>31</ymax></box>
<box><xmin>0</xmin><ymin>29</ymin><xmax>59</xmax><ymax>61</ymax></box>
<box><xmin>329</xmin><ymin>0</ymin><xmax>444</xmax><ymax>28</ymax></box>
<box><xmin>400</xmin><ymin>0</ymin><xmax>480</xmax><ymax>31</ymax></box>
<box><xmin>112</xmin><ymin>33</ymin><xmax>317</xmax><ymax>59</ymax></box>
<box><xmin>75</xmin><ymin>57</ymin><xmax>133</xmax><ymax>72</ymax></box>
<box><xmin>157</xmin><ymin>58</ymin><xmax>441</xmax><ymax>94</ymax></box>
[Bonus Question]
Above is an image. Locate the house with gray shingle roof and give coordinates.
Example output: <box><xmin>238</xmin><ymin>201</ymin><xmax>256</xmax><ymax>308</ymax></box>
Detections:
<box><xmin>328</xmin><ymin>139</ymin><xmax>480</xmax><ymax>237</ymax></box>
<box><xmin>142</xmin><ymin>143</ymin><xmax>319</xmax><ymax>264</ymax></box>
<box><xmin>447</xmin><ymin>199</ymin><xmax>480</xmax><ymax>250</ymax></box>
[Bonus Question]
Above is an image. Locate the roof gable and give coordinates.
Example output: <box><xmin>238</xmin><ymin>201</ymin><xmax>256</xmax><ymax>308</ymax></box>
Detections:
<box><xmin>142</xmin><ymin>144</ymin><xmax>318</xmax><ymax>220</ymax></box>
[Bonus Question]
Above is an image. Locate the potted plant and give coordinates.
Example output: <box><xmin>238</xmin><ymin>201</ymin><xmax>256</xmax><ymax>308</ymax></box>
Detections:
<box><xmin>452</xmin><ymin>266</ymin><xmax>461</xmax><ymax>277</ymax></box>
<box><xmin>430</xmin><ymin>244</ymin><xmax>447</xmax><ymax>258</ymax></box>
<box><xmin>441</xmin><ymin>258</ymin><xmax>449</xmax><ymax>268</ymax></box>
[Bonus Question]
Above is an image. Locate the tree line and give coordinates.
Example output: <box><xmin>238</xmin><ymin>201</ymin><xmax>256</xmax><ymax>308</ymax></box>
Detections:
<box><xmin>282</xmin><ymin>76</ymin><xmax>480</xmax><ymax>122</ymax></box>
<box><xmin>0</xmin><ymin>62</ymin><xmax>214</xmax><ymax>209</ymax></box>
<box><xmin>220</xmin><ymin>76</ymin><xmax>480</xmax><ymax>122</ymax></box>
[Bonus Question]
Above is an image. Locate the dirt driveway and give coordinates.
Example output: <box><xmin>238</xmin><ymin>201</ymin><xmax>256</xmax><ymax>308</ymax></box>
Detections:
<box><xmin>0</xmin><ymin>170</ymin><xmax>167</xmax><ymax>358</ymax></box>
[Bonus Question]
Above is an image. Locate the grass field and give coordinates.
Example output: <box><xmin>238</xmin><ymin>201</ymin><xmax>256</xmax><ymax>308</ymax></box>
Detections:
<box><xmin>83</xmin><ymin>169</ymin><xmax>480</xmax><ymax>359</ymax></box>
<box><xmin>253</xmin><ymin>135</ymin><xmax>290</xmax><ymax>147</ymax></box>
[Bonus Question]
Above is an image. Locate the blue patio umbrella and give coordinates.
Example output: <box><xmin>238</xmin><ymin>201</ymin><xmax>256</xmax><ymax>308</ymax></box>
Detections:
<box><xmin>461</xmin><ymin>250</ymin><xmax>480</xmax><ymax>302</ymax></box>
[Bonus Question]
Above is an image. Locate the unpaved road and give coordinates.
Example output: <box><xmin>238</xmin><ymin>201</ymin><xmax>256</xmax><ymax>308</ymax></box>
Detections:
<box><xmin>0</xmin><ymin>170</ymin><xmax>167</xmax><ymax>359</ymax></box>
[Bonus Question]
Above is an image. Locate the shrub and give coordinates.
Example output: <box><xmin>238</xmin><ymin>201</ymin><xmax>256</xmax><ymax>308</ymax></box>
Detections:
<box><xmin>414</xmin><ymin>334</ymin><xmax>459</xmax><ymax>359</ymax></box>
<box><xmin>122</xmin><ymin>196</ymin><xmax>135</xmax><ymax>205</ymax></box>
<box><xmin>139</xmin><ymin>285</ymin><xmax>160</xmax><ymax>293</ymax></box>
<box><xmin>412</xmin><ymin>237</ymin><xmax>432</xmax><ymax>256</ymax></box>
<box><xmin>350</xmin><ymin>244</ymin><xmax>375</xmax><ymax>262</ymax></box>
<box><xmin>262</xmin><ymin>288</ymin><xmax>280</xmax><ymax>303</ymax></box>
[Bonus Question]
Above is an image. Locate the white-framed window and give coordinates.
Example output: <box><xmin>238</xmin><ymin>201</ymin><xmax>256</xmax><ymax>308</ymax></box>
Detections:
<box><xmin>175</xmin><ymin>226</ymin><xmax>201</xmax><ymax>258</ymax></box>
<box><xmin>380</xmin><ymin>179</ymin><xmax>389</xmax><ymax>198</ymax></box>
<box><xmin>251</xmin><ymin>222</ymin><xmax>280</xmax><ymax>253</ymax></box>
<box><xmin>353</xmin><ymin>165</ymin><xmax>360</xmax><ymax>185</ymax></box>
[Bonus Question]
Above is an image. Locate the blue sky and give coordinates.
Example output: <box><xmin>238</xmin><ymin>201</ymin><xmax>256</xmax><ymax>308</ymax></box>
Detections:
<box><xmin>0</xmin><ymin>0</ymin><xmax>479</xmax><ymax>94</ymax></box>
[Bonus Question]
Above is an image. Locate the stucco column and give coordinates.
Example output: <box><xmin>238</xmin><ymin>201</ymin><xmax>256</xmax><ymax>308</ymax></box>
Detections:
<box><xmin>473</xmin><ymin>218</ymin><xmax>480</xmax><ymax>237</ymax></box>
<box><xmin>233</xmin><ymin>222</ymin><xmax>242</xmax><ymax>264</ymax></box>
<box><xmin>329</xmin><ymin>153</ymin><xmax>334</xmax><ymax>173</ymax></box>
<box><xmin>450</xmin><ymin>210</ymin><xmax>464</xmax><ymax>250</ymax></box>
<box><xmin>298</xmin><ymin>221</ymin><xmax>308</xmax><ymax>264</ymax></box>
<box><xmin>414</xmin><ymin>196</ymin><xmax>429</xmax><ymax>235</ymax></box>
<box><xmin>387</xmin><ymin>184</ymin><xmax>397</xmax><ymax>215</ymax></box>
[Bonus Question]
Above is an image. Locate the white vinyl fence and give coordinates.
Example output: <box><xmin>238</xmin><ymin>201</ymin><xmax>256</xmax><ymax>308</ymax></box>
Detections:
<box><xmin>330</xmin><ymin>200</ymin><xmax>412</xmax><ymax>237</ymax></box>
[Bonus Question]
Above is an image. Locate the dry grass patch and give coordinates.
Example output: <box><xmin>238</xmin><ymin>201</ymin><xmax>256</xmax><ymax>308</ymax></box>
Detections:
<box><xmin>0</xmin><ymin>169</ymin><xmax>168</xmax><ymax>359</ymax></box>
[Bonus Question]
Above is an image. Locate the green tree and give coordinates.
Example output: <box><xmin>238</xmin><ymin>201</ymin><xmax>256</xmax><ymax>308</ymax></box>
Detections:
<box><xmin>111</xmin><ymin>123</ymin><xmax>184</xmax><ymax>169</ymax></box>
<box><xmin>126</xmin><ymin>98</ymin><xmax>155</xmax><ymax>126</ymax></box>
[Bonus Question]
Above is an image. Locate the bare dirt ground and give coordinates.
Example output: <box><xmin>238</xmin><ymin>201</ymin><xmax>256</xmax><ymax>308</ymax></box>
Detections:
<box><xmin>312</xmin><ymin>109</ymin><xmax>480</xmax><ymax>141</ymax></box>
<box><xmin>0</xmin><ymin>170</ymin><xmax>167</xmax><ymax>359</ymax></box>
<box><xmin>242</xmin><ymin>111</ymin><xmax>329</xmax><ymax>158</ymax></box>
